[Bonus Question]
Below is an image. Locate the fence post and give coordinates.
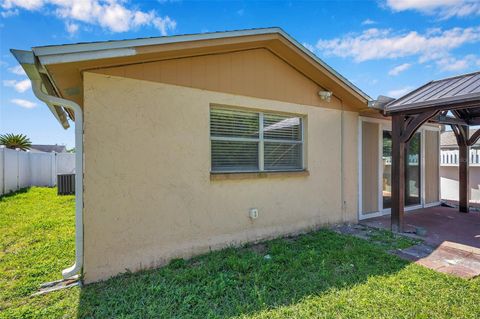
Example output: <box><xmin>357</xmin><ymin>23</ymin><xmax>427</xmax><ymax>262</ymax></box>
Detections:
<box><xmin>16</xmin><ymin>148</ymin><xmax>19</xmax><ymax>191</ymax></box>
<box><xmin>0</xmin><ymin>147</ymin><xmax>4</xmax><ymax>196</ymax></box>
<box><xmin>51</xmin><ymin>152</ymin><xmax>56</xmax><ymax>187</ymax></box>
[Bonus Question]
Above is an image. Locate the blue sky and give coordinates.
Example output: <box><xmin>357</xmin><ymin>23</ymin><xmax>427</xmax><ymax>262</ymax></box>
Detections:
<box><xmin>1</xmin><ymin>0</ymin><xmax>479</xmax><ymax>148</ymax></box>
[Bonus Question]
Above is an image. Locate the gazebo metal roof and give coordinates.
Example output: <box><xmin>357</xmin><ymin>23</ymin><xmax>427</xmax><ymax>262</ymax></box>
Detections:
<box><xmin>385</xmin><ymin>70</ymin><xmax>480</xmax><ymax>118</ymax></box>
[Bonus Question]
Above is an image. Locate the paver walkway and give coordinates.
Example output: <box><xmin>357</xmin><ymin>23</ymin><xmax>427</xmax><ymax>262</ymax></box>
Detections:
<box><xmin>337</xmin><ymin>207</ymin><xmax>480</xmax><ymax>278</ymax></box>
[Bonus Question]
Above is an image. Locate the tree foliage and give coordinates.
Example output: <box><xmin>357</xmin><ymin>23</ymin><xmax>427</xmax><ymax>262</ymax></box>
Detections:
<box><xmin>0</xmin><ymin>133</ymin><xmax>32</xmax><ymax>151</ymax></box>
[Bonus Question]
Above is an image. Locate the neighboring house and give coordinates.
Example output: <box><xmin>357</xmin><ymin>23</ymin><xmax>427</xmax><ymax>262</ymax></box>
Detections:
<box><xmin>30</xmin><ymin>144</ymin><xmax>67</xmax><ymax>153</ymax></box>
<box><xmin>440</xmin><ymin>130</ymin><xmax>480</xmax><ymax>203</ymax></box>
<box><xmin>12</xmin><ymin>28</ymin><xmax>441</xmax><ymax>283</ymax></box>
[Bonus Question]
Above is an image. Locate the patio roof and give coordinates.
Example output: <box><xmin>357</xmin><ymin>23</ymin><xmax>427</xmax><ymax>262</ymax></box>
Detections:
<box><xmin>381</xmin><ymin>70</ymin><xmax>480</xmax><ymax>233</ymax></box>
<box><xmin>385</xmin><ymin>70</ymin><xmax>480</xmax><ymax>120</ymax></box>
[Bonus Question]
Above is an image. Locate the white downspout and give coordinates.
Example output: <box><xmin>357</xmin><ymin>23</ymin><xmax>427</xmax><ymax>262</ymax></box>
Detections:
<box><xmin>31</xmin><ymin>80</ymin><xmax>83</xmax><ymax>279</ymax></box>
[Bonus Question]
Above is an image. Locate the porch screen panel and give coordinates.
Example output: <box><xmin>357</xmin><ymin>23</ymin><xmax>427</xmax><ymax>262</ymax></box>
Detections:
<box><xmin>362</xmin><ymin>121</ymin><xmax>379</xmax><ymax>214</ymax></box>
<box><xmin>425</xmin><ymin>130</ymin><xmax>440</xmax><ymax>204</ymax></box>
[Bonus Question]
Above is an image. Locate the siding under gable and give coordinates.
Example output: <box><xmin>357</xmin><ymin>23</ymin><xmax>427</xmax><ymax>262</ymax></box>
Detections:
<box><xmin>91</xmin><ymin>48</ymin><xmax>350</xmax><ymax>111</ymax></box>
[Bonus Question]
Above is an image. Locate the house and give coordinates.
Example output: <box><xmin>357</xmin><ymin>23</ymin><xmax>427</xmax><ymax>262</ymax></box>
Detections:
<box><xmin>440</xmin><ymin>129</ymin><xmax>480</xmax><ymax>159</ymax></box>
<box><xmin>30</xmin><ymin>144</ymin><xmax>67</xmax><ymax>153</ymax></box>
<box><xmin>12</xmin><ymin>28</ymin><xmax>441</xmax><ymax>283</ymax></box>
<box><xmin>440</xmin><ymin>129</ymin><xmax>480</xmax><ymax>203</ymax></box>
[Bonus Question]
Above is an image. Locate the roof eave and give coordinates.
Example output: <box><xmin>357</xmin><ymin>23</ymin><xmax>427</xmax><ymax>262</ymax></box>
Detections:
<box><xmin>30</xmin><ymin>28</ymin><xmax>371</xmax><ymax>103</ymax></box>
<box><xmin>385</xmin><ymin>92</ymin><xmax>480</xmax><ymax>115</ymax></box>
<box><xmin>10</xmin><ymin>49</ymin><xmax>70</xmax><ymax>129</ymax></box>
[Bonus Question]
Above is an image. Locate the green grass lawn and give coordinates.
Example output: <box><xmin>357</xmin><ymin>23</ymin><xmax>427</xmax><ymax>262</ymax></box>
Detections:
<box><xmin>1</xmin><ymin>187</ymin><xmax>480</xmax><ymax>318</ymax></box>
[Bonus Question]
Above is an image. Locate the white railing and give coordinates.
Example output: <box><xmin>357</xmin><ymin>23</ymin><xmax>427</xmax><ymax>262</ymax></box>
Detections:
<box><xmin>0</xmin><ymin>146</ymin><xmax>75</xmax><ymax>195</ymax></box>
<box><xmin>440</xmin><ymin>148</ymin><xmax>480</xmax><ymax>165</ymax></box>
<box><xmin>383</xmin><ymin>154</ymin><xmax>419</xmax><ymax>165</ymax></box>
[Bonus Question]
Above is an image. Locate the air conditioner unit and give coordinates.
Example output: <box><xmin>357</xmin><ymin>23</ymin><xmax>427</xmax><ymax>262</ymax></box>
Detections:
<box><xmin>57</xmin><ymin>174</ymin><xmax>75</xmax><ymax>195</ymax></box>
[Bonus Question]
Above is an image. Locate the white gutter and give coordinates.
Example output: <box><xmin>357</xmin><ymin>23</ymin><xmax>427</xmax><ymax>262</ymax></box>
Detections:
<box><xmin>11</xmin><ymin>49</ymin><xmax>84</xmax><ymax>280</ymax></box>
<box><xmin>31</xmin><ymin>80</ymin><xmax>84</xmax><ymax>279</ymax></box>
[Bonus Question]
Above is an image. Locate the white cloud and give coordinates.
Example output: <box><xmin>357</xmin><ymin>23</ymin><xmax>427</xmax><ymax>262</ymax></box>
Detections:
<box><xmin>388</xmin><ymin>63</ymin><xmax>412</xmax><ymax>76</ymax></box>
<box><xmin>435</xmin><ymin>54</ymin><xmax>479</xmax><ymax>71</ymax></box>
<box><xmin>302</xmin><ymin>42</ymin><xmax>315</xmax><ymax>52</ymax></box>
<box><xmin>315</xmin><ymin>26</ymin><xmax>480</xmax><ymax>63</ymax></box>
<box><xmin>388</xmin><ymin>86</ymin><xmax>414</xmax><ymax>98</ymax></box>
<box><xmin>11</xmin><ymin>98</ymin><xmax>37</xmax><ymax>109</ymax></box>
<box><xmin>387</xmin><ymin>0</ymin><xmax>460</xmax><ymax>11</ymax></box>
<box><xmin>152</xmin><ymin>16</ymin><xmax>176</xmax><ymax>36</ymax></box>
<box><xmin>1</xmin><ymin>0</ymin><xmax>176</xmax><ymax>35</ymax></box>
<box><xmin>65</xmin><ymin>21</ymin><xmax>79</xmax><ymax>35</ymax></box>
<box><xmin>237</xmin><ymin>8</ymin><xmax>244</xmax><ymax>16</ymax></box>
<box><xmin>3</xmin><ymin>79</ymin><xmax>31</xmax><ymax>93</ymax></box>
<box><xmin>362</xmin><ymin>18</ymin><xmax>376</xmax><ymax>25</ymax></box>
<box><xmin>1</xmin><ymin>8</ymin><xmax>18</xmax><ymax>17</ymax></box>
<box><xmin>385</xmin><ymin>0</ymin><xmax>480</xmax><ymax>19</ymax></box>
<box><xmin>8</xmin><ymin>65</ymin><xmax>26</xmax><ymax>75</ymax></box>
<box><xmin>2</xmin><ymin>0</ymin><xmax>43</xmax><ymax>10</ymax></box>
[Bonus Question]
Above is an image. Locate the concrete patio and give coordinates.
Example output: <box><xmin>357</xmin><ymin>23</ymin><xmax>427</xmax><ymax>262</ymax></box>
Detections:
<box><xmin>362</xmin><ymin>206</ymin><xmax>480</xmax><ymax>278</ymax></box>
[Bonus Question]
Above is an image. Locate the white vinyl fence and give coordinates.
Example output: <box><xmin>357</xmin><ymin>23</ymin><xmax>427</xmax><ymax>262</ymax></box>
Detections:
<box><xmin>0</xmin><ymin>146</ymin><xmax>75</xmax><ymax>195</ymax></box>
<box><xmin>440</xmin><ymin>148</ymin><xmax>480</xmax><ymax>203</ymax></box>
<box><xmin>441</xmin><ymin>148</ymin><xmax>480</xmax><ymax>165</ymax></box>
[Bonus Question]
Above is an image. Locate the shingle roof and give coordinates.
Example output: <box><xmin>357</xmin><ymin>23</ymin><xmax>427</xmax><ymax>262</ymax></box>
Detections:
<box><xmin>440</xmin><ymin>129</ymin><xmax>480</xmax><ymax>148</ymax></box>
<box><xmin>386</xmin><ymin>70</ymin><xmax>480</xmax><ymax>113</ymax></box>
<box><xmin>30</xmin><ymin>144</ymin><xmax>67</xmax><ymax>153</ymax></box>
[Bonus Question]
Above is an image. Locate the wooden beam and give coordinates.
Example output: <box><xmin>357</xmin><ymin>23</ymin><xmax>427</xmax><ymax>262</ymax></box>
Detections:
<box><xmin>390</xmin><ymin>110</ymin><xmax>438</xmax><ymax>232</ymax></box>
<box><xmin>431</xmin><ymin>115</ymin><xmax>468</xmax><ymax>126</ymax></box>
<box><xmin>391</xmin><ymin>114</ymin><xmax>406</xmax><ymax>232</ymax></box>
<box><xmin>451</xmin><ymin>124</ymin><xmax>467</xmax><ymax>146</ymax></box>
<box><xmin>452</xmin><ymin>125</ymin><xmax>470</xmax><ymax>213</ymax></box>
<box><xmin>466</xmin><ymin>117</ymin><xmax>480</xmax><ymax>126</ymax></box>
<box><xmin>459</xmin><ymin>143</ymin><xmax>470</xmax><ymax>213</ymax></box>
<box><xmin>401</xmin><ymin>110</ymin><xmax>438</xmax><ymax>143</ymax></box>
<box><xmin>468</xmin><ymin>128</ymin><xmax>480</xmax><ymax>146</ymax></box>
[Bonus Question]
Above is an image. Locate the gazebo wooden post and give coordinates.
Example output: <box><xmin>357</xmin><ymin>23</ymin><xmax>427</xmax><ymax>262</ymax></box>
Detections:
<box><xmin>458</xmin><ymin>127</ymin><xmax>470</xmax><ymax>213</ymax></box>
<box><xmin>452</xmin><ymin>124</ymin><xmax>470</xmax><ymax>213</ymax></box>
<box><xmin>391</xmin><ymin>114</ymin><xmax>406</xmax><ymax>232</ymax></box>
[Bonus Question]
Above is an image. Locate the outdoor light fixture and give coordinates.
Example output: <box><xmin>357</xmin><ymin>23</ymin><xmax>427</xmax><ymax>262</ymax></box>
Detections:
<box><xmin>318</xmin><ymin>90</ymin><xmax>332</xmax><ymax>102</ymax></box>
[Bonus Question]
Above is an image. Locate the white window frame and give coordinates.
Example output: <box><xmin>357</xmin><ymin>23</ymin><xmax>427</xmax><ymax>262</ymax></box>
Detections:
<box><xmin>210</xmin><ymin>106</ymin><xmax>305</xmax><ymax>173</ymax></box>
<box><xmin>357</xmin><ymin>116</ymin><xmax>441</xmax><ymax>220</ymax></box>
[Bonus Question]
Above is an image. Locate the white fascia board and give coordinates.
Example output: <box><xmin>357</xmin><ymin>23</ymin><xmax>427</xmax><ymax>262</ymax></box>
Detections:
<box><xmin>38</xmin><ymin>48</ymin><xmax>136</xmax><ymax>65</ymax></box>
<box><xmin>32</xmin><ymin>28</ymin><xmax>283</xmax><ymax>56</ymax></box>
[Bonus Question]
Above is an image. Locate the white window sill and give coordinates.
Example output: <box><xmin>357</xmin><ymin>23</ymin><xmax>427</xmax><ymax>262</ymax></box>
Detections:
<box><xmin>210</xmin><ymin>170</ymin><xmax>309</xmax><ymax>181</ymax></box>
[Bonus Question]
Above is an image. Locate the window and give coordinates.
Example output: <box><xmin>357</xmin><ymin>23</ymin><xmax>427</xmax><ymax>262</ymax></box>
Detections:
<box><xmin>210</xmin><ymin>107</ymin><xmax>304</xmax><ymax>172</ymax></box>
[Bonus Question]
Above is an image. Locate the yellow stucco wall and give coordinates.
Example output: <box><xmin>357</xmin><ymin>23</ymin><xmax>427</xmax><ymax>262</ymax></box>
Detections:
<box><xmin>82</xmin><ymin>72</ymin><xmax>359</xmax><ymax>283</ymax></box>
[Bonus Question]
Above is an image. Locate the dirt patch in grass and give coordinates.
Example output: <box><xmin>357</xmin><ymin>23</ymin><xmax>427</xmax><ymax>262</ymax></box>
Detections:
<box><xmin>247</xmin><ymin>242</ymin><xmax>268</xmax><ymax>255</ymax></box>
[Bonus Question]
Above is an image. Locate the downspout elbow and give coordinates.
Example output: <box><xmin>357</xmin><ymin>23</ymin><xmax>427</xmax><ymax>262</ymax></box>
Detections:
<box><xmin>31</xmin><ymin>80</ymin><xmax>84</xmax><ymax>279</ymax></box>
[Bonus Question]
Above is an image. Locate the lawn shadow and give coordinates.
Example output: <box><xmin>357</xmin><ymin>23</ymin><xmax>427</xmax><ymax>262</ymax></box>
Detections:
<box><xmin>0</xmin><ymin>187</ymin><xmax>30</xmax><ymax>200</ymax></box>
<box><xmin>76</xmin><ymin>229</ymin><xmax>410</xmax><ymax>318</ymax></box>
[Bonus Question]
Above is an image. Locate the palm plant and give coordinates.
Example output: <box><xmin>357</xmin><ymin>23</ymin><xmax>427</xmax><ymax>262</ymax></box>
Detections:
<box><xmin>0</xmin><ymin>133</ymin><xmax>32</xmax><ymax>151</ymax></box>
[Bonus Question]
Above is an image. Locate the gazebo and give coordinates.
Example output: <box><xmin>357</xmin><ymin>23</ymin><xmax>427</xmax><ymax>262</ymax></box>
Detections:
<box><xmin>382</xmin><ymin>71</ymin><xmax>480</xmax><ymax>232</ymax></box>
